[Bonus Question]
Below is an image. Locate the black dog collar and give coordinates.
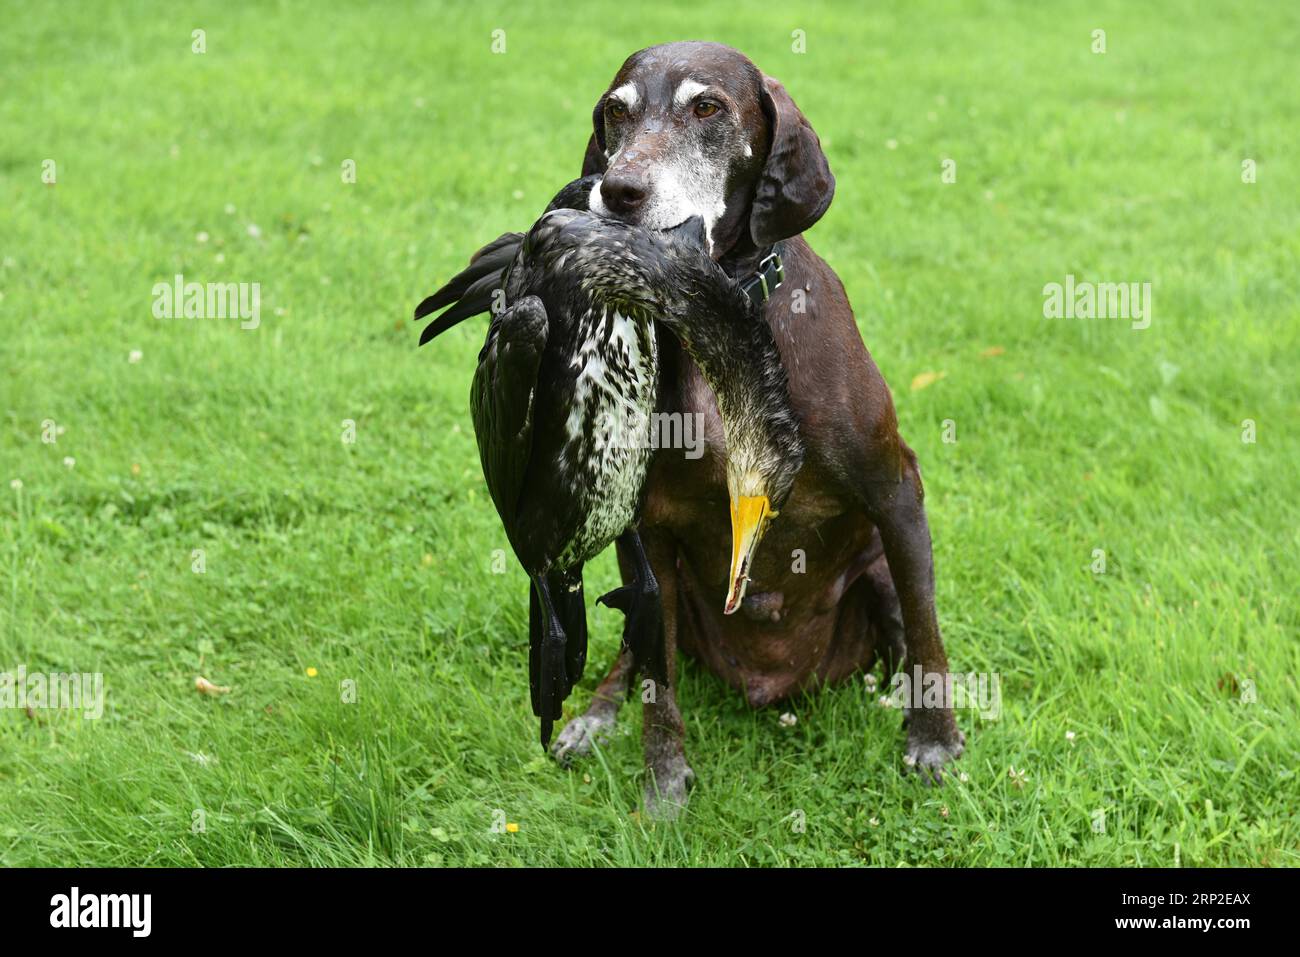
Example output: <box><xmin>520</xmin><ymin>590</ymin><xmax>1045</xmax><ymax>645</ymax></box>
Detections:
<box><xmin>738</xmin><ymin>243</ymin><xmax>785</xmax><ymax>305</ymax></box>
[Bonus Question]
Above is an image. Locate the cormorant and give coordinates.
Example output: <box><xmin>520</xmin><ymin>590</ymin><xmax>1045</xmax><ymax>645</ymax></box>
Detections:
<box><xmin>415</xmin><ymin>184</ymin><xmax>803</xmax><ymax>748</ymax></box>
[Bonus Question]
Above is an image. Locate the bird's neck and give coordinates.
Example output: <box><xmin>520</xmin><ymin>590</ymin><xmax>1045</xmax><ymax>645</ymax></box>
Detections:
<box><xmin>669</xmin><ymin>299</ymin><xmax>803</xmax><ymax>505</ymax></box>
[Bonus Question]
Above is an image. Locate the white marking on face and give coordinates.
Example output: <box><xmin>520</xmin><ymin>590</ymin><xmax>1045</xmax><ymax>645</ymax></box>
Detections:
<box><xmin>609</xmin><ymin>83</ymin><xmax>638</xmax><ymax>110</ymax></box>
<box><xmin>673</xmin><ymin>79</ymin><xmax>709</xmax><ymax>107</ymax></box>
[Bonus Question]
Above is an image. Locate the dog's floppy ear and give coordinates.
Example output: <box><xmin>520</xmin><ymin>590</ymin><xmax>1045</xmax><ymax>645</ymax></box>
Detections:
<box><xmin>750</xmin><ymin>75</ymin><xmax>835</xmax><ymax>247</ymax></box>
<box><xmin>581</xmin><ymin>95</ymin><xmax>608</xmax><ymax>176</ymax></box>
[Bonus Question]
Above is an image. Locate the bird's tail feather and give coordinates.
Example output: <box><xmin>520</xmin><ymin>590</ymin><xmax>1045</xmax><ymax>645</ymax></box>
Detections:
<box><xmin>414</xmin><ymin>231</ymin><xmax>524</xmax><ymax>343</ymax></box>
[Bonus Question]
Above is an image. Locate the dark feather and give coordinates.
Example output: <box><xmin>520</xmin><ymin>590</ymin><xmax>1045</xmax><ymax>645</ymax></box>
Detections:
<box><xmin>413</xmin><ymin>232</ymin><xmax>524</xmax><ymax>346</ymax></box>
<box><xmin>414</xmin><ymin>232</ymin><xmax>522</xmax><ymax>319</ymax></box>
<box><xmin>417</xmin><ymin>267</ymin><xmax>517</xmax><ymax>345</ymax></box>
<box><xmin>468</xmin><ymin>296</ymin><xmax>549</xmax><ymax>526</ymax></box>
<box><xmin>544</xmin><ymin>174</ymin><xmax>599</xmax><ymax>213</ymax></box>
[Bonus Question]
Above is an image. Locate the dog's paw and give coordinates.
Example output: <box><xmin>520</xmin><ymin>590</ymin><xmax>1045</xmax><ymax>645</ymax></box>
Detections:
<box><xmin>550</xmin><ymin>711</ymin><xmax>615</xmax><ymax>766</ymax></box>
<box><xmin>903</xmin><ymin>720</ymin><xmax>965</xmax><ymax>786</ymax></box>
<box><xmin>643</xmin><ymin>757</ymin><xmax>695</xmax><ymax>821</ymax></box>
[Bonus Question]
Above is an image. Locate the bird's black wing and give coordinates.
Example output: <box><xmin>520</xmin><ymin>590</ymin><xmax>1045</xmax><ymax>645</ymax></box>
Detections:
<box><xmin>468</xmin><ymin>295</ymin><xmax>549</xmax><ymax>532</ymax></box>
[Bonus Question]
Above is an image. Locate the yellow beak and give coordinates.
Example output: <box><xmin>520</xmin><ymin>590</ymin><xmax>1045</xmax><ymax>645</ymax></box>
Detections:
<box><xmin>724</xmin><ymin>494</ymin><xmax>772</xmax><ymax>615</ymax></box>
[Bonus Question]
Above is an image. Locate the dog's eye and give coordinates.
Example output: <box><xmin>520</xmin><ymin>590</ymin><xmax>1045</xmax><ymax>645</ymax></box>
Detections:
<box><xmin>693</xmin><ymin>100</ymin><xmax>720</xmax><ymax>118</ymax></box>
<box><xmin>608</xmin><ymin>101</ymin><xmax>628</xmax><ymax>120</ymax></box>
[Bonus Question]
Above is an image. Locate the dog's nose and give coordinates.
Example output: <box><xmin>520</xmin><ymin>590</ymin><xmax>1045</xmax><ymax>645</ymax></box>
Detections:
<box><xmin>600</xmin><ymin>170</ymin><xmax>648</xmax><ymax>216</ymax></box>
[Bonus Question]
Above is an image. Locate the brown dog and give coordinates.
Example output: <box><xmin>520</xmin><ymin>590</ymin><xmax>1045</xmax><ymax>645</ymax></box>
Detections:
<box><xmin>548</xmin><ymin>41</ymin><xmax>964</xmax><ymax>816</ymax></box>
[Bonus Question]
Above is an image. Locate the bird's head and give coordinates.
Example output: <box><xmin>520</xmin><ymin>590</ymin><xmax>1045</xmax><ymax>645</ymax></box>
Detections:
<box><xmin>720</xmin><ymin>394</ymin><xmax>803</xmax><ymax>615</ymax></box>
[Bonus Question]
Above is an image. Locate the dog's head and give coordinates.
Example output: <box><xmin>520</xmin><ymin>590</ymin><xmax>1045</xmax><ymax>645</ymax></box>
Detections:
<box><xmin>582</xmin><ymin>41</ymin><xmax>835</xmax><ymax>258</ymax></box>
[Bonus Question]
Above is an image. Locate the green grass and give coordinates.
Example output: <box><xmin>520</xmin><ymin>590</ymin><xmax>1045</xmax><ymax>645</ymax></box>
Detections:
<box><xmin>2</xmin><ymin>0</ymin><xmax>1297</xmax><ymax>866</ymax></box>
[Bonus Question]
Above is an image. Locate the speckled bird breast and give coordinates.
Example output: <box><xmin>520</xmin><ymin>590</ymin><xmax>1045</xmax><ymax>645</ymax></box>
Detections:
<box><xmin>550</xmin><ymin>304</ymin><xmax>658</xmax><ymax>569</ymax></box>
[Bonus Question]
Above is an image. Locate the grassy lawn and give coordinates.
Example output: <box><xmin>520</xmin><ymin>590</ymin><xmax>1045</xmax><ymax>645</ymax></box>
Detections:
<box><xmin>1</xmin><ymin>0</ymin><xmax>1297</xmax><ymax>866</ymax></box>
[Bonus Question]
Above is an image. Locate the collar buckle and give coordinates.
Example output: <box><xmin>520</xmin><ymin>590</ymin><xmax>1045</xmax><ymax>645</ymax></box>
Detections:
<box><xmin>741</xmin><ymin>247</ymin><xmax>784</xmax><ymax>305</ymax></box>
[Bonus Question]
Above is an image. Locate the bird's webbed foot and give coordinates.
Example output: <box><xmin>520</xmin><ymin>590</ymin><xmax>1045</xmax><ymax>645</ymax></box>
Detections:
<box><xmin>597</xmin><ymin>530</ymin><xmax>668</xmax><ymax>692</ymax></box>
<box><xmin>530</xmin><ymin>575</ymin><xmax>570</xmax><ymax>750</ymax></box>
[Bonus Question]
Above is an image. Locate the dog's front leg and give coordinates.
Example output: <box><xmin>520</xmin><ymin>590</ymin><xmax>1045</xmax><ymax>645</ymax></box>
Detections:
<box><xmin>640</xmin><ymin>530</ymin><xmax>694</xmax><ymax>819</ymax></box>
<box><xmin>863</xmin><ymin>442</ymin><xmax>965</xmax><ymax>784</ymax></box>
<box><xmin>550</xmin><ymin>647</ymin><xmax>631</xmax><ymax>765</ymax></box>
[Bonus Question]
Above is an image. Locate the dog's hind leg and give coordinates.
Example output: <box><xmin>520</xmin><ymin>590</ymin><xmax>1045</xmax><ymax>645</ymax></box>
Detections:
<box><xmin>810</xmin><ymin>528</ymin><xmax>906</xmax><ymax>688</ymax></box>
